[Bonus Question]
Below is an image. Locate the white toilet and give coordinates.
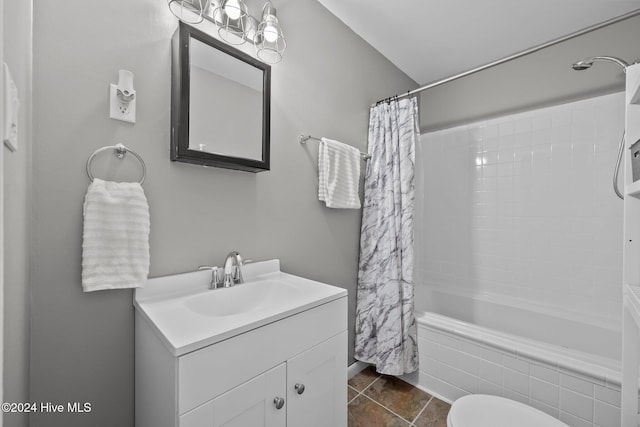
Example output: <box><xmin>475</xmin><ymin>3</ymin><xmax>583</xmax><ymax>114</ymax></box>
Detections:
<box><xmin>447</xmin><ymin>395</ymin><xmax>569</xmax><ymax>427</ymax></box>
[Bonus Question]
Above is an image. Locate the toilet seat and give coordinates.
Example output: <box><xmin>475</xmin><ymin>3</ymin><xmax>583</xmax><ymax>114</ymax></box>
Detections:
<box><xmin>447</xmin><ymin>395</ymin><xmax>569</xmax><ymax>427</ymax></box>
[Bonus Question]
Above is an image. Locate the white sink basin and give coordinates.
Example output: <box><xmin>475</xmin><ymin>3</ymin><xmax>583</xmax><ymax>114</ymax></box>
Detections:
<box><xmin>134</xmin><ymin>259</ymin><xmax>347</xmax><ymax>355</ymax></box>
<box><xmin>183</xmin><ymin>279</ymin><xmax>303</xmax><ymax>317</ymax></box>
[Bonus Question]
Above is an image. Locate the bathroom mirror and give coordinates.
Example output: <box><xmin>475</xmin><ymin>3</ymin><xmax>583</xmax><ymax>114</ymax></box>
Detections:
<box><xmin>171</xmin><ymin>22</ymin><xmax>271</xmax><ymax>172</ymax></box>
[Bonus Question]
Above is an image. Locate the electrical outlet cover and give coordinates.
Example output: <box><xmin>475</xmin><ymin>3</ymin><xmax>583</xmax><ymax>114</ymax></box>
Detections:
<box><xmin>109</xmin><ymin>84</ymin><xmax>136</xmax><ymax>123</ymax></box>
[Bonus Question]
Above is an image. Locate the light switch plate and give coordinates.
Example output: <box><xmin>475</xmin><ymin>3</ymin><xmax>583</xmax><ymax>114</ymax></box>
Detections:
<box><xmin>109</xmin><ymin>84</ymin><xmax>136</xmax><ymax>123</ymax></box>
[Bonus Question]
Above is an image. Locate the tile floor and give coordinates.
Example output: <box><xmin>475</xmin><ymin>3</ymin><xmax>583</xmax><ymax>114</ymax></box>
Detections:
<box><xmin>348</xmin><ymin>367</ymin><xmax>451</xmax><ymax>427</ymax></box>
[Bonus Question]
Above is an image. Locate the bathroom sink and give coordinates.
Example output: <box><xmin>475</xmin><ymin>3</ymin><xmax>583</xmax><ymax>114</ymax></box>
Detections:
<box><xmin>134</xmin><ymin>259</ymin><xmax>347</xmax><ymax>355</ymax></box>
<box><xmin>183</xmin><ymin>279</ymin><xmax>303</xmax><ymax>317</ymax></box>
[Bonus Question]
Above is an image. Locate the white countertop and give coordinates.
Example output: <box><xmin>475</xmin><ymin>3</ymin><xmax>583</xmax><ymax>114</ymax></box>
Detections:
<box><xmin>134</xmin><ymin>259</ymin><xmax>347</xmax><ymax>356</ymax></box>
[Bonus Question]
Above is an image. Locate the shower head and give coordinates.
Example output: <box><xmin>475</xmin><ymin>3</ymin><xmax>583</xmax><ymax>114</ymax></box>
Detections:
<box><xmin>571</xmin><ymin>56</ymin><xmax>631</xmax><ymax>73</ymax></box>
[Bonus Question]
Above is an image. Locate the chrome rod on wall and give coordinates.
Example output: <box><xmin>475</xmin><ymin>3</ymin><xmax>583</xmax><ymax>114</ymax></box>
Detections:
<box><xmin>299</xmin><ymin>134</ymin><xmax>371</xmax><ymax>160</ymax></box>
<box><xmin>373</xmin><ymin>8</ymin><xmax>640</xmax><ymax>106</ymax></box>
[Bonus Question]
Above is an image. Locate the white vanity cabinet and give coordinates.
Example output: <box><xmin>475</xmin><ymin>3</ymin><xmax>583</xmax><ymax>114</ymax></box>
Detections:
<box><xmin>286</xmin><ymin>332</ymin><xmax>346</xmax><ymax>426</ymax></box>
<box><xmin>134</xmin><ymin>260</ymin><xmax>348</xmax><ymax>427</ymax></box>
<box><xmin>178</xmin><ymin>332</ymin><xmax>346</xmax><ymax>427</ymax></box>
<box><xmin>179</xmin><ymin>363</ymin><xmax>287</xmax><ymax>427</ymax></box>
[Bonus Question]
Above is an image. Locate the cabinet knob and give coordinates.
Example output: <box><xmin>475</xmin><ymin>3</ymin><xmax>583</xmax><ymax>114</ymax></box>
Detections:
<box><xmin>294</xmin><ymin>383</ymin><xmax>306</xmax><ymax>395</ymax></box>
<box><xmin>273</xmin><ymin>397</ymin><xmax>285</xmax><ymax>410</ymax></box>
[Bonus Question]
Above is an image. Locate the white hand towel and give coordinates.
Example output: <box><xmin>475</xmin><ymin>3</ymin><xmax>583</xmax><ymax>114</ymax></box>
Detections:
<box><xmin>318</xmin><ymin>138</ymin><xmax>361</xmax><ymax>209</ymax></box>
<box><xmin>82</xmin><ymin>178</ymin><xmax>150</xmax><ymax>292</ymax></box>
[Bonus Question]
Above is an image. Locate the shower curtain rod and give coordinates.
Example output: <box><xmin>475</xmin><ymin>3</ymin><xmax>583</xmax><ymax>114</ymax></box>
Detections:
<box><xmin>373</xmin><ymin>8</ymin><xmax>640</xmax><ymax>107</ymax></box>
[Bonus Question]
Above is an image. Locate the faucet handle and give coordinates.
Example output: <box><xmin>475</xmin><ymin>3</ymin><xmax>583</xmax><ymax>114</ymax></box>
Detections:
<box><xmin>198</xmin><ymin>266</ymin><xmax>222</xmax><ymax>289</ymax></box>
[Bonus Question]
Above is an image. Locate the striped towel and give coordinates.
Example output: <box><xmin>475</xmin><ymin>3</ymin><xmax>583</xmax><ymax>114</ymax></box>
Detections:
<box><xmin>81</xmin><ymin>179</ymin><xmax>150</xmax><ymax>292</ymax></box>
<box><xmin>318</xmin><ymin>138</ymin><xmax>361</xmax><ymax>209</ymax></box>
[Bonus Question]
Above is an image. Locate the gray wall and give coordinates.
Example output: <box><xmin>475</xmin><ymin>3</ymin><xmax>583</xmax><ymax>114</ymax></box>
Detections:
<box><xmin>3</xmin><ymin>0</ymin><xmax>32</xmax><ymax>426</ymax></box>
<box><xmin>29</xmin><ymin>0</ymin><xmax>415</xmax><ymax>426</ymax></box>
<box><xmin>420</xmin><ymin>14</ymin><xmax>640</xmax><ymax>132</ymax></box>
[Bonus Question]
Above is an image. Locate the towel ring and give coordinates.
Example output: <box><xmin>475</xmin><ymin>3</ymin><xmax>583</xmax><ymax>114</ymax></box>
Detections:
<box><xmin>86</xmin><ymin>143</ymin><xmax>147</xmax><ymax>184</ymax></box>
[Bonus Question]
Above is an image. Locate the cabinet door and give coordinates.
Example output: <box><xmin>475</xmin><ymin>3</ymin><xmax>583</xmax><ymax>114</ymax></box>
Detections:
<box><xmin>287</xmin><ymin>331</ymin><xmax>347</xmax><ymax>427</ymax></box>
<box><xmin>180</xmin><ymin>363</ymin><xmax>286</xmax><ymax>427</ymax></box>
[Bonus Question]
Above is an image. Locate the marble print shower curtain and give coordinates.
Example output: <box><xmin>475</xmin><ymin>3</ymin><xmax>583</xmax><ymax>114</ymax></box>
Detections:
<box><xmin>354</xmin><ymin>97</ymin><xmax>419</xmax><ymax>375</ymax></box>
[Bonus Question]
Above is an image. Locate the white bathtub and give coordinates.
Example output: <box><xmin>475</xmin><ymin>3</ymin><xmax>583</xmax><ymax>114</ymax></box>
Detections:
<box><xmin>416</xmin><ymin>286</ymin><xmax>621</xmax><ymax>361</ymax></box>
<box><xmin>402</xmin><ymin>287</ymin><xmax>623</xmax><ymax>427</ymax></box>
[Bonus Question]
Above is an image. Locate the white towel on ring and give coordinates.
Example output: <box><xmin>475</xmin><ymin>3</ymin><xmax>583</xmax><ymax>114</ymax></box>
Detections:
<box><xmin>318</xmin><ymin>138</ymin><xmax>361</xmax><ymax>209</ymax></box>
<box><xmin>81</xmin><ymin>178</ymin><xmax>150</xmax><ymax>292</ymax></box>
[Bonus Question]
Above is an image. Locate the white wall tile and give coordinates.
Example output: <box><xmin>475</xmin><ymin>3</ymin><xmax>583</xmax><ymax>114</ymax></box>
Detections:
<box><xmin>561</xmin><ymin>388</ymin><xmax>594</xmax><ymax>421</ymax></box>
<box><xmin>499</xmin><ymin>122</ymin><xmax>515</xmax><ymax>136</ymax></box>
<box><xmin>594</xmin><ymin>400</ymin><xmax>620</xmax><ymax>427</ymax></box>
<box><xmin>560</xmin><ymin>411</ymin><xmax>593</xmax><ymax>427</ymax></box>
<box><xmin>552</xmin><ymin>110</ymin><xmax>572</xmax><ymax>127</ymax></box>
<box><xmin>416</xmin><ymin>92</ymin><xmax>624</xmax><ymax>325</ymax></box>
<box><xmin>504</xmin><ymin>367</ymin><xmax>529</xmax><ymax>395</ymax></box>
<box><xmin>503</xmin><ymin>354</ymin><xmax>529</xmax><ymax>374</ymax></box>
<box><xmin>478</xmin><ymin>360</ymin><xmax>502</xmax><ymax>385</ymax></box>
<box><xmin>530</xmin><ymin>398</ymin><xmax>560</xmax><ymax>419</ymax></box>
<box><xmin>531</xmin><ymin>363</ymin><xmax>560</xmax><ymax>385</ymax></box>
<box><xmin>478</xmin><ymin>379</ymin><xmax>502</xmax><ymax>396</ymax></box>
<box><xmin>418</xmin><ymin>371</ymin><xmax>467</xmax><ymax>402</ymax></box>
<box><xmin>484</xmin><ymin>124</ymin><xmax>498</xmax><ymax>139</ymax></box>
<box><xmin>561</xmin><ymin>373</ymin><xmax>595</xmax><ymax>397</ymax></box>
<box><xmin>515</xmin><ymin>118</ymin><xmax>533</xmax><ymax>134</ymax></box>
<box><xmin>478</xmin><ymin>345</ymin><xmax>503</xmax><ymax>365</ymax></box>
<box><xmin>415</xmin><ymin>325</ymin><xmax>620</xmax><ymax>427</ymax></box>
<box><xmin>419</xmin><ymin>338</ymin><xmax>438</xmax><ymax>358</ymax></box>
<box><xmin>533</xmin><ymin>115</ymin><xmax>552</xmax><ymax>130</ymax></box>
<box><xmin>502</xmin><ymin>388</ymin><xmax>529</xmax><ymax>405</ymax></box>
<box><xmin>421</xmin><ymin>356</ymin><xmax>440</xmax><ymax>377</ymax></box>
<box><xmin>437</xmin><ymin>343</ymin><xmax>479</xmax><ymax>375</ymax></box>
<box><xmin>594</xmin><ymin>385</ymin><xmax>620</xmax><ymax>407</ymax></box>
<box><xmin>530</xmin><ymin>377</ymin><xmax>559</xmax><ymax>407</ymax></box>
<box><xmin>435</xmin><ymin>332</ymin><xmax>465</xmax><ymax>352</ymax></box>
<box><xmin>413</xmin><ymin>93</ymin><xmax>626</xmax><ymax>427</ymax></box>
<box><xmin>429</xmin><ymin>360</ymin><xmax>478</xmax><ymax>394</ymax></box>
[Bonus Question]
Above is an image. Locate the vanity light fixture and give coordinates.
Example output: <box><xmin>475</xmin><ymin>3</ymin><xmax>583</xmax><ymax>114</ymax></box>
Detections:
<box><xmin>168</xmin><ymin>0</ymin><xmax>286</xmax><ymax>64</ymax></box>
<box><xmin>254</xmin><ymin>1</ymin><xmax>286</xmax><ymax>64</ymax></box>
<box><xmin>167</xmin><ymin>0</ymin><xmax>210</xmax><ymax>24</ymax></box>
<box><xmin>212</xmin><ymin>0</ymin><xmax>250</xmax><ymax>45</ymax></box>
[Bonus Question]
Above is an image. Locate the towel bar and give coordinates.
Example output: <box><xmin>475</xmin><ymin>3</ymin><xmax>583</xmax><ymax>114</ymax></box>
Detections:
<box><xmin>299</xmin><ymin>134</ymin><xmax>371</xmax><ymax>160</ymax></box>
<box><xmin>86</xmin><ymin>143</ymin><xmax>147</xmax><ymax>184</ymax></box>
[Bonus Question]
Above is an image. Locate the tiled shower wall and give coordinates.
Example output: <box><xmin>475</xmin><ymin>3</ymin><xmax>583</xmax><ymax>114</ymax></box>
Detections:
<box><xmin>415</xmin><ymin>92</ymin><xmax>624</xmax><ymax>324</ymax></box>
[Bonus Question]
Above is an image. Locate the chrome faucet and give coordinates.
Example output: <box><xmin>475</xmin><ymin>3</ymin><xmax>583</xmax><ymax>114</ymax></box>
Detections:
<box><xmin>223</xmin><ymin>251</ymin><xmax>244</xmax><ymax>287</ymax></box>
<box><xmin>198</xmin><ymin>266</ymin><xmax>222</xmax><ymax>289</ymax></box>
<box><xmin>198</xmin><ymin>251</ymin><xmax>246</xmax><ymax>289</ymax></box>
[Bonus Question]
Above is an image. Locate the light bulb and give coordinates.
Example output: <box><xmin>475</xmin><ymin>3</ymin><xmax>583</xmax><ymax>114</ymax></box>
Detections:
<box><xmin>263</xmin><ymin>23</ymin><xmax>278</xmax><ymax>43</ymax></box>
<box><xmin>224</xmin><ymin>0</ymin><xmax>241</xmax><ymax>20</ymax></box>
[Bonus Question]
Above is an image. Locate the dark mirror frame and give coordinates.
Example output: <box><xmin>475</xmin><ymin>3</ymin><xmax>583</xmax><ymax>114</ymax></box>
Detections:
<box><xmin>171</xmin><ymin>22</ymin><xmax>271</xmax><ymax>172</ymax></box>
